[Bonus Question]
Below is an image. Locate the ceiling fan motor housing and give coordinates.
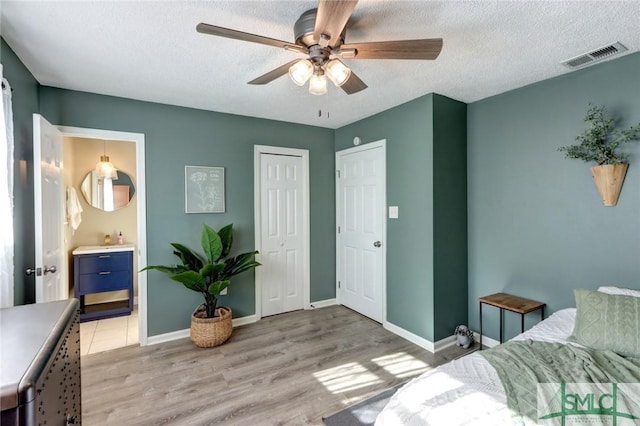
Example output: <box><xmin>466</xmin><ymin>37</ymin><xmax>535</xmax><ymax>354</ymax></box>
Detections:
<box><xmin>294</xmin><ymin>9</ymin><xmax>318</xmax><ymax>46</ymax></box>
<box><xmin>294</xmin><ymin>8</ymin><xmax>345</xmax><ymax>48</ymax></box>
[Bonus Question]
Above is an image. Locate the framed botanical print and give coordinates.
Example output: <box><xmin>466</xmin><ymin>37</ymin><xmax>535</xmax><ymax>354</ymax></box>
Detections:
<box><xmin>184</xmin><ymin>166</ymin><xmax>225</xmax><ymax>213</ymax></box>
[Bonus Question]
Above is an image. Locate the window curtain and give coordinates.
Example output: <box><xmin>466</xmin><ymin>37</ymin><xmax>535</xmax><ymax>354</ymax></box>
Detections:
<box><xmin>1</xmin><ymin>65</ymin><xmax>15</xmax><ymax>308</ymax></box>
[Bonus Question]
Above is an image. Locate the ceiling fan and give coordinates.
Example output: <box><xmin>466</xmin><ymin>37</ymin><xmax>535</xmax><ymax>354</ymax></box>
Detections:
<box><xmin>196</xmin><ymin>0</ymin><xmax>442</xmax><ymax>95</ymax></box>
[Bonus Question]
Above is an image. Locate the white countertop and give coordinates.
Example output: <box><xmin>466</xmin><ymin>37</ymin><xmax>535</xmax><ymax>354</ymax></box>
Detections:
<box><xmin>72</xmin><ymin>243</ymin><xmax>135</xmax><ymax>255</ymax></box>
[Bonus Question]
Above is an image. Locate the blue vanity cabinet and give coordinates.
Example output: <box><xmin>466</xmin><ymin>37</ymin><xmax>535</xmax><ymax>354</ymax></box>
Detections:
<box><xmin>73</xmin><ymin>246</ymin><xmax>134</xmax><ymax>322</ymax></box>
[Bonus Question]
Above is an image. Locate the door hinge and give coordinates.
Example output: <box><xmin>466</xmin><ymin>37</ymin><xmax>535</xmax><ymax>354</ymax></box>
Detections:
<box><xmin>336</xmin><ymin>170</ymin><xmax>341</xmax><ymax>178</ymax></box>
<box><xmin>338</xmin><ymin>226</ymin><xmax>341</xmax><ymax>234</ymax></box>
<box><xmin>338</xmin><ymin>281</ymin><xmax>341</xmax><ymax>289</ymax></box>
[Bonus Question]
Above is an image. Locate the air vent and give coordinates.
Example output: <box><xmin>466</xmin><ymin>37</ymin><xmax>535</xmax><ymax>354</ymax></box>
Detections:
<box><xmin>561</xmin><ymin>42</ymin><xmax>628</xmax><ymax>69</ymax></box>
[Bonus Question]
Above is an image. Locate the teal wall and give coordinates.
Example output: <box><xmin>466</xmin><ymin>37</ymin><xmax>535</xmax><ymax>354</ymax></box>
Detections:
<box><xmin>38</xmin><ymin>87</ymin><xmax>336</xmax><ymax>336</ymax></box>
<box><xmin>468</xmin><ymin>52</ymin><xmax>640</xmax><ymax>342</ymax></box>
<box><xmin>432</xmin><ymin>95</ymin><xmax>468</xmax><ymax>340</ymax></box>
<box><xmin>335</xmin><ymin>94</ymin><xmax>467</xmax><ymax>342</ymax></box>
<box><xmin>1</xmin><ymin>39</ymin><xmax>39</xmax><ymax>305</ymax></box>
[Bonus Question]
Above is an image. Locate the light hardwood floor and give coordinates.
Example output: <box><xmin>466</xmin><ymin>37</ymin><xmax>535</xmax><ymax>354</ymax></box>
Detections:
<box><xmin>81</xmin><ymin>305</ymin><xmax>471</xmax><ymax>425</ymax></box>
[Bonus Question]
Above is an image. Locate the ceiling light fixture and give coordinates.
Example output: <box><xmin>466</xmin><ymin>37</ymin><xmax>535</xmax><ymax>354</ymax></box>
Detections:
<box><xmin>288</xmin><ymin>58</ymin><xmax>352</xmax><ymax>95</ymax></box>
<box><xmin>95</xmin><ymin>140</ymin><xmax>118</xmax><ymax>180</ymax></box>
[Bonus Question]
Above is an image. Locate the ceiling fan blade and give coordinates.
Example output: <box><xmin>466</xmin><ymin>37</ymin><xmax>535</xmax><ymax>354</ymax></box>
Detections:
<box><xmin>340</xmin><ymin>39</ymin><xmax>443</xmax><ymax>60</ymax></box>
<box><xmin>197</xmin><ymin>23</ymin><xmax>307</xmax><ymax>54</ymax></box>
<box><xmin>248</xmin><ymin>60</ymin><xmax>300</xmax><ymax>85</ymax></box>
<box><xmin>314</xmin><ymin>0</ymin><xmax>358</xmax><ymax>47</ymax></box>
<box><xmin>341</xmin><ymin>71</ymin><xmax>367</xmax><ymax>95</ymax></box>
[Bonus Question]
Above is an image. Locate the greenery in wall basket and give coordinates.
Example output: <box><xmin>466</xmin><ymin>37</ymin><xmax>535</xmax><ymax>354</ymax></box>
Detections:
<box><xmin>558</xmin><ymin>103</ymin><xmax>640</xmax><ymax>165</ymax></box>
<box><xmin>143</xmin><ymin>223</ymin><xmax>260</xmax><ymax>319</ymax></box>
<box><xmin>559</xmin><ymin>104</ymin><xmax>640</xmax><ymax>206</ymax></box>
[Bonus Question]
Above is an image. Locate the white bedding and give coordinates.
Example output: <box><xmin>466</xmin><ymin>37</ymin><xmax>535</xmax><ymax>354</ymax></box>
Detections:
<box><xmin>375</xmin><ymin>308</ymin><xmax>577</xmax><ymax>426</ymax></box>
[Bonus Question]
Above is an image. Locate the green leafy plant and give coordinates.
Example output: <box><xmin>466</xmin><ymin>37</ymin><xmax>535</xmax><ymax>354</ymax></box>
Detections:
<box><xmin>142</xmin><ymin>224</ymin><xmax>260</xmax><ymax>318</ymax></box>
<box><xmin>558</xmin><ymin>104</ymin><xmax>640</xmax><ymax>165</ymax></box>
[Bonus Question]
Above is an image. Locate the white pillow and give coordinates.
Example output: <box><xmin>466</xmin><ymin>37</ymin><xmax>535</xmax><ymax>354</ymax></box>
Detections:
<box><xmin>597</xmin><ymin>285</ymin><xmax>640</xmax><ymax>298</ymax></box>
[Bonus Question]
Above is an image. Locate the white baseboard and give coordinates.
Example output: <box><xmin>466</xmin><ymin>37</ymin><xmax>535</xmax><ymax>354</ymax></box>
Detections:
<box><xmin>434</xmin><ymin>335</ymin><xmax>457</xmax><ymax>352</ymax></box>
<box><xmin>232</xmin><ymin>314</ymin><xmax>257</xmax><ymax>327</ymax></box>
<box><xmin>147</xmin><ymin>328</ymin><xmax>190</xmax><ymax>345</ymax></box>
<box><xmin>384</xmin><ymin>321</ymin><xmax>436</xmax><ymax>353</ymax></box>
<box><xmin>473</xmin><ymin>331</ymin><xmax>500</xmax><ymax>348</ymax></box>
<box><xmin>383</xmin><ymin>322</ymin><xmax>462</xmax><ymax>354</ymax></box>
<box><xmin>146</xmin><ymin>314</ymin><xmax>257</xmax><ymax>346</ymax></box>
<box><xmin>308</xmin><ymin>298</ymin><xmax>337</xmax><ymax>309</ymax></box>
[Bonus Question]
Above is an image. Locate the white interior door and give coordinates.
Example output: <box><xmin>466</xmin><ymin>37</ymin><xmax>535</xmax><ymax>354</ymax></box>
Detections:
<box><xmin>257</xmin><ymin>151</ymin><xmax>307</xmax><ymax>317</ymax></box>
<box><xmin>336</xmin><ymin>141</ymin><xmax>386</xmax><ymax>322</ymax></box>
<box><xmin>33</xmin><ymin>114</ymin><xmax>66</xmax><ymax>303</ymax></box>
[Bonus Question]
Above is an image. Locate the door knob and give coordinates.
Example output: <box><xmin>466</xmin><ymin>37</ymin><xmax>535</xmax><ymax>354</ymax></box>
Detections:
<box><xmin>26</xmin><ymin>267</ymin><xmax>42</xmax><ymax>276</ymax></box>
<box><xmin>373</xmin><ymin>241</ymin><xmax>382</xmax><ymax>247</ymax></box>
<box><xmin>44</xmin><ymin>265</ymin><xmax>57</xmax><ymax>274</ymax></box>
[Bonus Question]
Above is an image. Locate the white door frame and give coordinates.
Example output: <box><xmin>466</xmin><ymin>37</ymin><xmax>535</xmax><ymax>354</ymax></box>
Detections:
<box><xmin>335</xmin><ymin>139</ymin><xmax>387</xmax><ymax>324</ymax></box>
<box><xmin>58</xmin><ymin>125</ymin><xmax>148</xmax><ymax>346</ymax></box>
<box><xmin>254</xmin><ymin>145</ymin><xmax>310</xmax><ymax>320</ymax></box>
<box><xmin>0</xmin><ymin>64</ymin><xmax>13</xmax><ymax>308</ymax></box>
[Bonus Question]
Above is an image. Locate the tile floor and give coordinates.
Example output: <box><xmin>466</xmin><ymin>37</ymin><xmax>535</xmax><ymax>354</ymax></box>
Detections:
<box><xmin>80</xmin><ymin>306</ymin><xmax>139</xmax><ymax>356</ymax></box>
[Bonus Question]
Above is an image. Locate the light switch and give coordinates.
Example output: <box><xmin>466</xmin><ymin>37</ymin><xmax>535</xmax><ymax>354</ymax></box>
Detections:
<box><xmin>389</xmin><ymin>206</ymin><xmax>399</xmax><ymax>219</ymax></box>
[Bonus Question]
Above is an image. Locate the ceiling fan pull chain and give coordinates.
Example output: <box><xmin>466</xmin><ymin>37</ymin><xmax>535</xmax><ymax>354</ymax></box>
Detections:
<box><xmin>325</xmin><ymin>90</ymin><xmax>330</xmax><ymax>119</ymax></box>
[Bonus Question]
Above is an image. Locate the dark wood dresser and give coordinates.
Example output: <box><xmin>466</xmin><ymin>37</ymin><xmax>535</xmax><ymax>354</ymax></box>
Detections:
<box><xmin>0</xmin><ymin>299</ymin><xmax>81</xmax><ymax>425</ymax></box>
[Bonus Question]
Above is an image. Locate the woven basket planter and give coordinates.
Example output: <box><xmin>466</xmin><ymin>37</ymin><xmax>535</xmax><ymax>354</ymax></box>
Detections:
<box><xmin>190</xmin><ymin>306</ymin><xmax>233</xmax><ymax>348</ymax></box>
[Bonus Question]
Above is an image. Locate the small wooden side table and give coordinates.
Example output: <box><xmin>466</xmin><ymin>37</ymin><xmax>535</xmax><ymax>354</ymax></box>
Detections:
<box><xmin>479</xmin><ymin>293</ymin><xmax>545</xmax><ymax>349</ymax></box>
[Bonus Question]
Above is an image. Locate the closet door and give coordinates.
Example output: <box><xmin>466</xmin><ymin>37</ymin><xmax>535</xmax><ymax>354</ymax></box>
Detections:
<box><xmin>259</xmin><ymin>153</ymin><xmax>305</xmax><ymax>317</ymax></box>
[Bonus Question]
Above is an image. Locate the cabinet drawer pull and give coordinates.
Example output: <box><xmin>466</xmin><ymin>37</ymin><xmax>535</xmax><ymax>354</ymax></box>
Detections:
<box><xmin>99</xmin><ymin>271</ymin><xmax>111</xmax><ymax>275</ymax></box>
<box><xmin>99</xmin><ymin>255</ymin><xmax>111</xmax><ymax>259</ymax></box>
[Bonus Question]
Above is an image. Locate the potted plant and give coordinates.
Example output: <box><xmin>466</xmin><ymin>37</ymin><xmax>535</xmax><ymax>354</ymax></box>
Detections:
<box><xmin>559</xmin><ymin>103</ymin><xmax>640</xmax><ymax>206</ymax></box>
<box><xmin>143</xmin><ymin>223</ymin><xmax>260</xmax><ymax>347</ymax></box>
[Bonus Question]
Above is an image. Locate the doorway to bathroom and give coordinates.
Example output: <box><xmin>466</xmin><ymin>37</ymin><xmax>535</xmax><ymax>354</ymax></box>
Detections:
<box><xmin>59</xmin><ymin>125</ymin><xmax>147</xmax><ymax>355</ymax></box>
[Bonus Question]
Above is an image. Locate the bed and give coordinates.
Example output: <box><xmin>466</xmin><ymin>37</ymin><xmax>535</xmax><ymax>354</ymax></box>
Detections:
<box><xmin>375</xmin><ymin>287</ymin><xmax>640</xmax><ymax>425</ymax></box>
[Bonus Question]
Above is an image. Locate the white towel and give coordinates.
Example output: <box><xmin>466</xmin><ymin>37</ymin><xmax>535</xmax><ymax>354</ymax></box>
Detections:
<box><xmin>67</xmin><ymin>187</ymin><xmax>83</xmax><ymax>233</ymax></box>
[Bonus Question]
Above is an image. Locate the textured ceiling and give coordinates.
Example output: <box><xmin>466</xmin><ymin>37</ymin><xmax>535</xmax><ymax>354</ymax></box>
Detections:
<box><xmin>2</xmin><ymin>1</ymin><xmax>639</xmax><ymax>129</ymax></box>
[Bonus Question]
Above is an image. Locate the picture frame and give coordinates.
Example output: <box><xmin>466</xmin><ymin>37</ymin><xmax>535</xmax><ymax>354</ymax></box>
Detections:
<box><xmin>184</xmin><ymin>165</ymin><xmax>225</xmax><ymax>213</ymax></box>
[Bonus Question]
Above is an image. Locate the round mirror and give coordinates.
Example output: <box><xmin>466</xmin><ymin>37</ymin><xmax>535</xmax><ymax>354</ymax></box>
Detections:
<box><xmin>80</xmin><ymin>170</ymin><xmax>136</xmax><ymax>212</ymax></box>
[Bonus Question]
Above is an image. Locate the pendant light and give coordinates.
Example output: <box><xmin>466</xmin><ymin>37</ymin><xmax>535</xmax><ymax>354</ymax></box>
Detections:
<box><xmin>95</xmin><ymin>140</ymin><xmax>118</xmax><ymax>180</ymax></box>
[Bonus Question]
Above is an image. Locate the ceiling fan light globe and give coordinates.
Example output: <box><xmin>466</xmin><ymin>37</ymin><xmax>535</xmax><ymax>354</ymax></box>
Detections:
<box><xmin>325</xmin><ymin>59</ymin><xmax>351</xmax><ymax>87</ymax></box>
<box><xmin>308</xmin><ymin>74</ymin><xmax>328</xmax><ymax>95</ymax></box>
<box><xmin>288</xmin><ymin>59</ymin><xmax>313</xmax><ymax>86</ymax></box>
